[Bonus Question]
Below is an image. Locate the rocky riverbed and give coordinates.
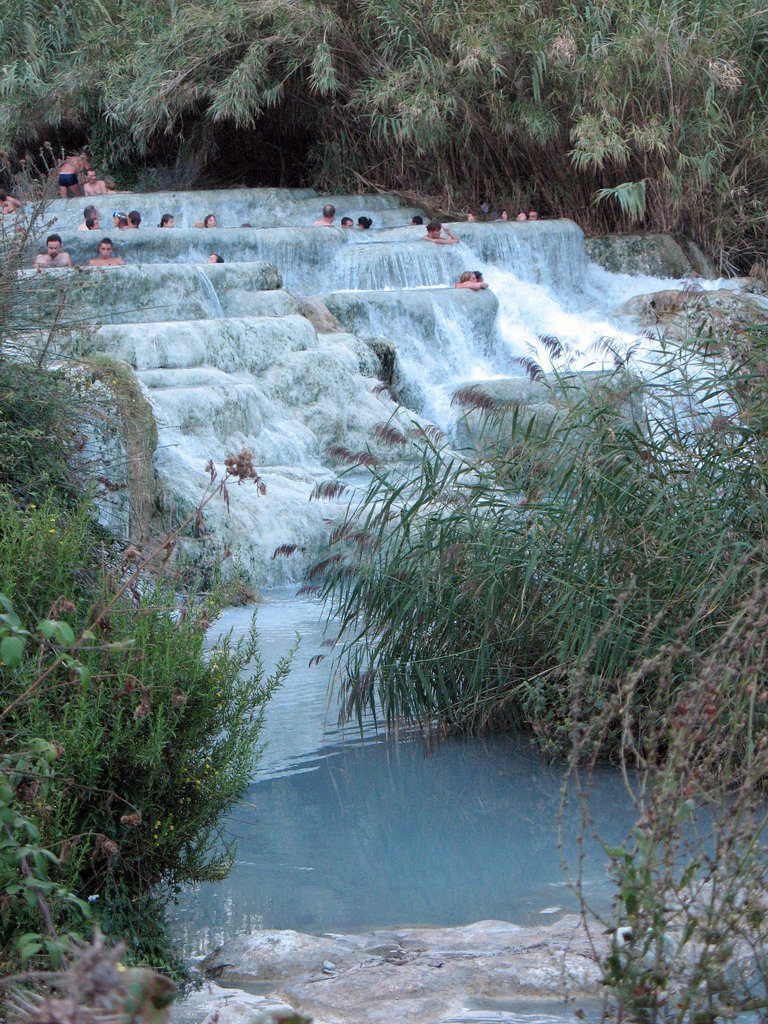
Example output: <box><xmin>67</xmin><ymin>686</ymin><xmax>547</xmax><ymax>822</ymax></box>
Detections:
<box><xmin>172</xmin><ymin>916</ymin><xmax>607</xmax><ymax>1024</ymax></box>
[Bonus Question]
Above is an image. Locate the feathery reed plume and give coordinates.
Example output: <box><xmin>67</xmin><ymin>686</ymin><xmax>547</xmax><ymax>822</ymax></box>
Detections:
<box><xmin>372</xmin><ymin>423</ymin><xmax>408</xmax><ymax>445</ymax></box>
<box><xmin>326</xmin><ymin>445</ymin><xmax>380</xmax><ymax>467</ymax></box>
<box><xmin>514</xmin><ymin>356</ymin><xmax>545</xmax><ymax>381</ymax></box>
<box><xmin>310</xmin><ymin>480</ymin><xmax>348</xmax><ymax>501</ymax></box>
<box><xmin>272</xmin><ymin>543</ymin><xmax>305</xmax><ymax>558</ymax></box>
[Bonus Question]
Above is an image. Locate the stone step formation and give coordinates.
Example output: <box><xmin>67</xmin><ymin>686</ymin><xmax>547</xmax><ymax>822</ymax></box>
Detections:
<box><xmin>22</xmin><ymin>186</ymin><xmax>712</xmax><ymax>585</ymax></box>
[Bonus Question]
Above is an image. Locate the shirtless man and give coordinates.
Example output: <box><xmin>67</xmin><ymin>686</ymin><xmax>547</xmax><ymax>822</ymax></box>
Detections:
<box><xmin>340</xmin><ymin>217</ymin><xmax>354</xmax><ymax>229</ymax></box>
<box><xmin>58</xmin><ymin>154</ymin><xmax>87</xmax><ymax>198</ymax></box>
<box><xmin>83</xmin><ymin>169</ymin><xmax>108</xmax><ymax>196</ymax></box>
<box><xmin>422</xmin><ymin>220</ymin><xmax>459</xmax><ymax>244</ymax></box>
<box><xmin>78</xmin><ymin>205</ymin><xmax>100</xmax><ymax>230</ymax></box>
<box><xmin>313</xmin><ymin>204</ymin><xmax>336</xmax><ymax>227</ymax></box>
<box><xmin>0</xmin><ymin>190</ymin><xmax>21</xmax><ymax>214</ymax></box>
<box><xmin>87</xmin><ymin>238</ymin><xmax>125</xmax><ymax>267</ymax></box>
<box><xmin>455</xmin><ymin>271</ymin><xmax>489</xmax><ymax>291</ymax></box>
<box><xmin>33</xmin><ymin>235</ymin><xmax>73</xmax><ymax>269</ymax></box>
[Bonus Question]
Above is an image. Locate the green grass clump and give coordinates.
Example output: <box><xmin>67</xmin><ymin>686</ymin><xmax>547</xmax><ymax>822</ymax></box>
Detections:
<box><xmin>319</xmin><ymin>336</ymin><xmax>768</xmax><ymax>757</ymax></box>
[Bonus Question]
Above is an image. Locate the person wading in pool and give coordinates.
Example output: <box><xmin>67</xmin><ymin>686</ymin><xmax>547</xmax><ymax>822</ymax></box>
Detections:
<box><xmin>33</xmin><ymin>234</ymin><xmax>73</xmax><ymax>268</ymax></box>
<box><xmin>421</xmin><ymin>220</ymin><xmax>459</xmax><ymax>245</ymax></box>
<box><xmin>313</xmin><ymin>204</ymin><xmax>336</xmax><ymax>227</ymax></box>
<box><xmin>87</xmin><ymin>238</ymin><xmax>125</xmax><ymax>267</ymax></box>
<box><xmin>455</xmin><ymin>271</ymin><xmax>489</xmax><ymax>291</ymax></box>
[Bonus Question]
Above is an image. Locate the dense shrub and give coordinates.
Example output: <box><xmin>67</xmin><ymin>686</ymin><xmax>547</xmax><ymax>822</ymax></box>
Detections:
<box><xmin>0</xmin><ymin>492</ymin><xmax>283</xmax><ymax>972</ymax></box>
<box><xmin>317</xmin><ymin>334</ymin><xmax>768</xmax><ymax>755</ymax></box>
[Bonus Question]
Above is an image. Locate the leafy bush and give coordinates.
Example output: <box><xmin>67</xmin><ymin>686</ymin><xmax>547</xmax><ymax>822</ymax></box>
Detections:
<box><xmin>316</xmin><ymin>334</ymin><xmax>768</xmax><ymax>754</ymax></box>
<box><xmin>0</xmin><ymin>493</ymin><xmax>285</xmax><ymax>973</ymax></box>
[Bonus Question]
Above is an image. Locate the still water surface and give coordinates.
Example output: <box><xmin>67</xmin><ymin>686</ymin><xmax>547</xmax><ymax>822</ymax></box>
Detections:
<box><xmin>174</xmin><ymin>590</ymin><xmax>634</xmax><ymax>955</ymax></box>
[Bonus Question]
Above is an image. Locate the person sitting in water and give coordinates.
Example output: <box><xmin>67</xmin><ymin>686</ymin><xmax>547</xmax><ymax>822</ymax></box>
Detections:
<box><xmin>103</xmin><ymin>176</ymin><xmax>122</xmax><ymax>194</ymax></box>
<box><xmin>411</xmin><ymin>215</ymin><xmax>424</xmax><ymax>225</ymax></box>
<box><xmin>85</xmin><ymin>214</ymin><xmax>101</xmax><ymax>231</ymax></box>
<box><xmin>422</xmin><ymin>220</ymin><xmax>459</xmax><ymax>244</ymax></box>
<box><xmin>159</xmin><ymin>213</ymin><xmax>174</xmax><ymax>228</ymax></box>
<box><xmin>194</xmin><ymin>213</ymin><xmax>217</xmax><ymax>228</ymax></box>
<box><xmin>87</xmin><ymin>237</ymin><xmax>125</xmax><ymax>267</ymax></box>
<box><xmin>207</xmin><ymin>253</ymin><xmax>224</xmax><ymax>263</ymax></box>
<box><xmin>125</xmin><ymin>210</ymin><xmax>141</xmax><ymax>229</ymax></box>
<box><xmin>0</xmin><ymin>190</ymin><xmax>22</xmax><ymax>214</ymax></box>
<box><xmin>313</xmin><ymin>204</ymin><xmax>335</xmax><ymax>227</ymax></box>
<box><xmin>83</xmin><ymin>169</ymin><xmax>107</xmax><ymax>196</ymax></box>
<box><xmin>528</xmin><ymin>210</ymin><xmax>540</xmax><ymax>220</ymax></box>
<box><xmin>516</xmin><ymin>212</ymin><xmax>528</xmax><ymax>221</ymax></box>
<box><xmin>357</xmin><ymin>216</ymin><xmax>373</xmax><ymax>230</ymax></box>
<box><xmin>58</xmin><ymin>154</ymin><xmax>87</xmax><ymax>198</ymax></box>
<box><xmin>33</xmin><ymin>234</ymin><xmax>73</xmax><ymax>269</ymax></box>
<box><xmin>455</xmin><ymin>270</ymin><xmax>489</xmax><ymax>291</ymax></box>
<box><xmin>340</xmin><ymin>217</ymin><xmax>354</xmax><ymax>229</ymax></box>
<box><xmin>499</xmin><ymin>210</ymin><xmax>510</xmax><ymax>221</ymax></box>
<box><xmin>77</xmin><ymin>205</ymin><xmax>100</xmax><ymax>230</ymax></box>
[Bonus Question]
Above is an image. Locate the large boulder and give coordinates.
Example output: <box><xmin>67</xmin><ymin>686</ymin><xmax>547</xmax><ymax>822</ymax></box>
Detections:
<box><xmin>585</xmin><ymin>233</ymin><xmax>714</xmax><ymax>278</ymax></box>
<box><xmin>452</xmin><ymin>370</ymin><xmax>643</xmax><ymax>451</ymax></box>
<box><xmin>616</xmin><ymin>287</ymin><xmax>768</xmax><ymax>350</ymax></box>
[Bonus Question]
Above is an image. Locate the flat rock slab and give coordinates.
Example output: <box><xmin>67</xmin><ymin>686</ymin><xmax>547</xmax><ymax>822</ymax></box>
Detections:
<box><xmin>193</xmin><ymin>917</ymin><xmax>604</xmax><ymax>1024</ymax></box>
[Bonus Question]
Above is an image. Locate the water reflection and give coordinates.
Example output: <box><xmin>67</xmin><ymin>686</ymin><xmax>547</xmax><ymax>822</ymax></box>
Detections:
<box><xmin>178</xmin><ymin>604</ymin><xmax>634</xmax><ymax>953</ymax></box>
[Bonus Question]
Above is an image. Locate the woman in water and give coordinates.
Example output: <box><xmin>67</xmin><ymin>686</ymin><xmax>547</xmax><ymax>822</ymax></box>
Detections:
<box><xmin>207</xmin><ymin>253</ymin><xmax>224</xmax><ymax>263</ymax></box>
<box><xmin>455</xmin><ymin>271</ymin><xmax>489</xmax><ymax>291</ymax></box>
<box><xmin>357</xmin><ymin>216</ymin><xmax>373</xmax><ymax>230</ymax></box>
<box><xmin>159</xmin><ymin>213</ymin><xmax>174</xmax><ymax>228</ymax></box>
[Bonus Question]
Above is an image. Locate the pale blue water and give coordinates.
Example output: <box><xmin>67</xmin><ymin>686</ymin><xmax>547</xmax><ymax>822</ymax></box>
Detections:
<box><xmin>174</xmin><ymin>591</ymin><xmax>634</xmax><ymax>955</ymax></box>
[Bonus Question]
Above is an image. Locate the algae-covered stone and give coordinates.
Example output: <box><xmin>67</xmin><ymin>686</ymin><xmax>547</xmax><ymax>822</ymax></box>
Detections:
<box><xmin>585</xmin><ymin>233</ymin><xmax>714</xmax><ymax>278</ymax></box>
<box><xmin>76</xmin><ymin>355</ymin><xmax>160</xmax><ymax>543</ymax></box>
<box><xmin>616</xmin><ymin>287</ymin><xmax>768</xmax><ymax>350</ymax></box>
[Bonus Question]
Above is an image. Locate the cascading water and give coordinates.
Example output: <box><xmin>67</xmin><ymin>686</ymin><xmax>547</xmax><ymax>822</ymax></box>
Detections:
<box><xmin>44</xmin><ymin>191</ymin><xmax>733</xmax><ymax>578</ymax></box>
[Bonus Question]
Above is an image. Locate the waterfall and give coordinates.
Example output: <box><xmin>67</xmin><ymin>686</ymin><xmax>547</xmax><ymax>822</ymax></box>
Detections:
<box><xmin>46</xmin><ymin>186</ymin><xmax>720</xmax><ymax>584</ymax></box>
<box><xmin>194</xmin><ymin>266</ymin><xmax>224</xmax><ymax>317</ymax></box>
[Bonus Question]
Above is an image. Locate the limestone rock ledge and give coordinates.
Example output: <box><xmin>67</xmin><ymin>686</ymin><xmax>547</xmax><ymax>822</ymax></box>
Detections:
<box><xmin>176</xmin><ymin>917</ymin><xmax>605</xmax><ymax>1024</ymax></box>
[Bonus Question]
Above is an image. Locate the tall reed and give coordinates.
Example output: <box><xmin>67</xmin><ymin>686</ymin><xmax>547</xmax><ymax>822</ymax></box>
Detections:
<box><xmin>316</xmin><ymin>333</ymin><xmax>768</xmax><ymax>754</ymax></box>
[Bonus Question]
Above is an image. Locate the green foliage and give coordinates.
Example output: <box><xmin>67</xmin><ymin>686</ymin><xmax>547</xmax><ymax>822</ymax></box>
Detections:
<box><xmin>317</xmin><ymin>333</ymin><xmax>768</xmax><ymax>754</ymax></box>
<box><xmin>2</xmin><ymin>0</ymin><xmax>766</xmax><ymax>266</ymax></box>
<box><xmin>0</xmin><ymin>357</ymin><xmax>88</xmax><ymax>509</ymax></box>
<box><xmin>0</xmin><ymin>494</ymin><xmax>286</xmax><ymax>972</ymax></box>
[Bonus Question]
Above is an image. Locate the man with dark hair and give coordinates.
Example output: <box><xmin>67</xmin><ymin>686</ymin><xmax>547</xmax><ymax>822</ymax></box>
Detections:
<box><xmin>421</xmin><ymin>220</ymin><xmax>459</xmax><ymax>245</ymax></box>
<box><xmin>126</xmin><ymin>210</ymin><xmax>141</xmax><ymax>228</ymax></box>
<box><xmin>83</xmin><ymin>168</ymin><xmax>108</xmax><ymax>196</ymax></box>
<box><xmin>85</xmin><ymin>214</ymin><xmax>101</xmax><ymax>231</ymax></box>
<box><xmin>88</xmin><ymin>238</ymin><xmax>124</xmax><ymax>267</ymax></box>
<box><xmin>340</xmin><ymin>217</ymin><xmax>354</xmax><ymax>229</ymax></box>
<box><xmin>411</xmin><ymin>215</ymin><xmax>424</xmax><ymax>225</ymax></box>
<box><xmin>313</xmin><ymin>204</ymin><xmax>336</xmax><ymax>226</ymax></box>
<box><xmin>33</xmin><ymin>234</ymin><xmax>73</xmax><ymax>269</ymax></box>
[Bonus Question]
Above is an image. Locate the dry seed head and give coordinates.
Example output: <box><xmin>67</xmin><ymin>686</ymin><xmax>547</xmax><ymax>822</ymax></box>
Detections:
<box><xmin>548</xmin><ymin>32</ymin><xmax>577</xmax><ymax>65</ymax></box>
<box><xmin>708</xmin><ymin>58</ymin><xmax>743</xmax><ymax>90</ymax></box>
